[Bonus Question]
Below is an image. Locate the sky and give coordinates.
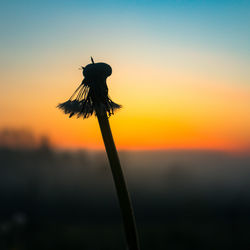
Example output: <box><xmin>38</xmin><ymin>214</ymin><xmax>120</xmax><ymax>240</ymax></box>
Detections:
<box><xmin>0</xmin><ymin>0</ymin><xmax>249</xmax><ymax>152</ymax></box>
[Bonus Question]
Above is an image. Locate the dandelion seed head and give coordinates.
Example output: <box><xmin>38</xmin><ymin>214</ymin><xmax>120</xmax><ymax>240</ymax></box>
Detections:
<box><xmin>83</xmin><ymin>62</ymin><xmax>112</xmax><ymax>81</ymax></box>
<box><xmin>58</xmin><ymin>58</ymin><xmax>121</xmax><ymax>119</ymax></box>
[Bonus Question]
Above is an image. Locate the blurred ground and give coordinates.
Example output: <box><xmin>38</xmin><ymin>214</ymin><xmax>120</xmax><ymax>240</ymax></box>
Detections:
<box><xmin>0</xmin><ymin>129</ymin><xmax>250</xmax><ymax>249</ymax></box>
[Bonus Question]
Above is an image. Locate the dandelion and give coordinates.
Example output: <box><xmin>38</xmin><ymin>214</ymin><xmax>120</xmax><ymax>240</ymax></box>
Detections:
<box><xmin>57</xmin><ymin>57</ymin><xmax>140</xmax><ymax>250</ymax></box>
<box><xmin>57</xmin><ymin>57</ymin><xmax>121</xmax><ymax>119</ymax></box>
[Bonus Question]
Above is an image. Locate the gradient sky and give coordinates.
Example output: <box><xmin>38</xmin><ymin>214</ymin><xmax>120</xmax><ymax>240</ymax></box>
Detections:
<box><xmin>0</xmin><ymin>0</ymin><xmax>249</xmax><ymax>151</ymax></box>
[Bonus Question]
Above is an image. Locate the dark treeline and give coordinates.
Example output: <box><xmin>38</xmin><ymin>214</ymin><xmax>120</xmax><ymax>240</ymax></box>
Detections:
<box><xmin>0</xmin><ymin>129</ymin><xmax>250</xmax><ymax>249</ymax></box>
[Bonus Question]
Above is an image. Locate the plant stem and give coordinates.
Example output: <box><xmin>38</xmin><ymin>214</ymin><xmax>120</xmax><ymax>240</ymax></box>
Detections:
<box><xmin>96</xmin><ymin>110</ymin><xmax>140</xmax><ymax>250</ymax></box>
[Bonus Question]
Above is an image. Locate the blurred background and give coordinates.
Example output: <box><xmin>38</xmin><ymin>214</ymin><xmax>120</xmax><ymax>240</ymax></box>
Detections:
<box><xmin>0</xmin><ymin>0</ymin><xmax>250</xmax><ymax>249</ymax></box>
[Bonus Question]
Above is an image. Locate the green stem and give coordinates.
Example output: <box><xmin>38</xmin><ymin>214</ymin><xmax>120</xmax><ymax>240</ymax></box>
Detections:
<box><xmin>96</xmin><ymin>110</ymin><xmax>140</xmax><ymax>250</ymax></box>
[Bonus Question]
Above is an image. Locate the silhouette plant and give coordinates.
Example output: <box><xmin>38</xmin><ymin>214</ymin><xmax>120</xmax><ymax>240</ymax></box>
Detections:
<box><xmin>57</xmin><ymin>57</ymin><xmax>140</xmax><ymax>250</ymax></box>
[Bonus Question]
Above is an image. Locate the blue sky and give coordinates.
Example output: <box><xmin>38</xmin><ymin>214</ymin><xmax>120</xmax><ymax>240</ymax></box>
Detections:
<box><xmin>1</xmin><ymin>0</ymin><xmax>249</xmax><ymax>56</ymax></box>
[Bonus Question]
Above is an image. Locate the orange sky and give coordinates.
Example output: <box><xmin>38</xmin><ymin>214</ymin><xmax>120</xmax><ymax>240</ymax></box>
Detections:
<box><xmin>1</xmin><ymin>56</ymin><xmax>249</xmax><ymax>152</ymax></box>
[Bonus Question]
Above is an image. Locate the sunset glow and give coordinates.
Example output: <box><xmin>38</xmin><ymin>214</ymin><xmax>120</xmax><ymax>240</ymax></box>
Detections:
<box><xmin>1</xmin><ymin>1</ymin><xmax>249</xmax><ymax>152</ymax></box>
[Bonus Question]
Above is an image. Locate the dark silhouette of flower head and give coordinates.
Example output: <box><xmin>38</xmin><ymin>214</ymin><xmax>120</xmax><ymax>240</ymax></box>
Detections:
<box><xmin>57</xmin><ymin>57</ymin><xmax>121</xmax><ymax>118</ymax></box>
